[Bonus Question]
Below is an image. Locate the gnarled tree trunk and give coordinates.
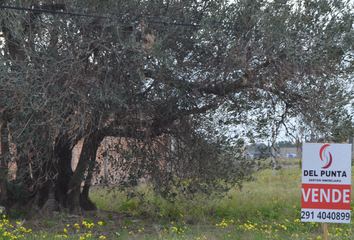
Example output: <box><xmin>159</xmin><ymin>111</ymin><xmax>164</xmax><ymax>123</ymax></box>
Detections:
<box><xmin>67</xmin><ymin>130</ymin><xmax>104</xmax><ymax>213</ymax></box>
<box><xmin>0</xmin><ymin>118</ymin><xmax>9</xmax><ymax>206</ymax></box>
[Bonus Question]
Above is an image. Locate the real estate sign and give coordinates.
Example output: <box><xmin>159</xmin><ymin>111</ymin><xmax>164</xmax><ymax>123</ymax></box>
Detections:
<box><xmin>301</xmin><ymin>143</ymin><xmax>351</xmax><ymax>223</ymax></box>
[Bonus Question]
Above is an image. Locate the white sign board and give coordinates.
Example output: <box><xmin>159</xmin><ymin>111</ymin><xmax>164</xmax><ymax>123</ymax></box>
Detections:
<box><xmin>301</xmin><ymin>143</ymin><xmax>351</xmax><ymax>223</ymax></box>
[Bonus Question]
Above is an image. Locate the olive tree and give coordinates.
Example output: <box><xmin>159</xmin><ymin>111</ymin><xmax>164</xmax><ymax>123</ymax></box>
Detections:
<box><xmin>0</xmin><ymin>0</ymin><xmax>353</xmax><ymax>213</ymax></box>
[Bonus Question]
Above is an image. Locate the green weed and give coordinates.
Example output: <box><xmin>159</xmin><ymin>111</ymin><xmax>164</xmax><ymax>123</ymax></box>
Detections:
<box><xmin>0</xmin><ymin>167</ymin><xmax>353</xmax><ymax>239</ymax></box>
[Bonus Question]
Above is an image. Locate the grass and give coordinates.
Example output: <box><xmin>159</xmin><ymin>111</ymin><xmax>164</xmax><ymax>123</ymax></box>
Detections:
<box><xmin>1</xmin><ymin>165</ymin><xmax>354</xmax><ymax>239</ymax></box>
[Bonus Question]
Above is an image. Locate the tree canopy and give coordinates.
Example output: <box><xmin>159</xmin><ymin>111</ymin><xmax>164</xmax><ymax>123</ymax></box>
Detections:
<box><xmin>0</xmin><ymin>0</ymin><xmax>354</xmax><ymax>213</ymax></box>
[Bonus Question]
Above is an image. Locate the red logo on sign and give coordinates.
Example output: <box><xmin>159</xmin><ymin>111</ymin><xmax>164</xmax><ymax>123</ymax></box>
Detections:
<box><xmin>319</xmin><ymin>144</ymin><xmax>332</xmax><ymax>169</ymax></box>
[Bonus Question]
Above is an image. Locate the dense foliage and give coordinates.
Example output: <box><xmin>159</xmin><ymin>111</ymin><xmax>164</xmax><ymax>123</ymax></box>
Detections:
<box><xmin>0</xmin><ymin>0</ymin><xmax>353</xmax><ymax>212</ymax></box>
